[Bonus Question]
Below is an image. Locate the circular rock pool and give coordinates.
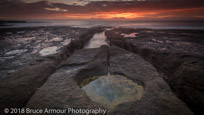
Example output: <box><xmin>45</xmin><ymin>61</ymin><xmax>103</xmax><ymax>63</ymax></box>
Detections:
<box><xmin>81</xmin><ymin>75</ymin><xmax>144</xmax><ymax>111</ymax></box>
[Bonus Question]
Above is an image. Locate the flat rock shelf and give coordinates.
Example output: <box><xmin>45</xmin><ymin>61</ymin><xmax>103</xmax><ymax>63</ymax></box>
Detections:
<box><xmin>0</xmin><ymin>27</ymin><xmax>200</xmax><ymax>115</ymax></box>
<box><xmin>25</xmin><ymin>46</ymin><xmax>193</xmax><ymax>115</ymax></box>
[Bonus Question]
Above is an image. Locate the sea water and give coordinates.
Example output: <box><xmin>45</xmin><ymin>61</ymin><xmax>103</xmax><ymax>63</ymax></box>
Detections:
<box><xmin>1</xmin><ymin>20</ymin><xmax>204</xmax><ymax>30</ymax></box>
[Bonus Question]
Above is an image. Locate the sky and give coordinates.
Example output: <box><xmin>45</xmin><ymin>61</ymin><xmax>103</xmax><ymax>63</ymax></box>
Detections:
<box><xmin>0</xmin><ymin>0</ymin><xmax>204</xmax><ymax>20</ymax></box>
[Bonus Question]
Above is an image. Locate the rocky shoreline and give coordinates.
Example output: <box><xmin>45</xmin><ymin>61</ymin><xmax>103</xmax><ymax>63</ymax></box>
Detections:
<box><xmin>105</xmin><ymin>28</ymin><xmax>204</xmax><ymax>114</ymax></box>
<box><xmin>0</xmin><ymin>26</ymin><xmax>203</xmax><ymax>114</ymax></box>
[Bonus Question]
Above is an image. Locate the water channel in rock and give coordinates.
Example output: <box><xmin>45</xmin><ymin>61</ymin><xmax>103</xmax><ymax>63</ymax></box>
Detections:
<box><xmin>84</xmin><ymin>31</ymin><xmax>109</xmax><ymax>49</ymax></box>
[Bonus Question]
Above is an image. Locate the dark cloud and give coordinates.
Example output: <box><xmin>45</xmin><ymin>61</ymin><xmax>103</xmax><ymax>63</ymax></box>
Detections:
<box><xmin>0</xmin><ymin>0</ymin><xmax>204</xmax><ymax>20</ymax></box>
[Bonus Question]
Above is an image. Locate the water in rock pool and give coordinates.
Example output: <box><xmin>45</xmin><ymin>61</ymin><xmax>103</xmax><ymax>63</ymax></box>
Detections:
<box><xmin>121</xmin><ymin>33</ymin><xmax>138</xmax><ymax>38</ymax></box>
<box><xmin>39</xmin><ymin>46</ymin><xmax>59</xmax><ymax>56</ymax></box>
<box><xmin>81</xmin><ymin>75</ymin><xmax>144</xmax><ymax>111</ymax></box>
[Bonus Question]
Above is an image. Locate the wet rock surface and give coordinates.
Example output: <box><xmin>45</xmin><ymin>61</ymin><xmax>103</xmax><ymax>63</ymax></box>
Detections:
<box><xmin>0</xmin><ymin>26</ymin><xmax>87</xmax><ymax>78</ymax></box>
<box><xmin>105</xmin><ymin>28</ymin><xmax>204</xmax><ymax>114</ymax></box>
<box><xmin>0</xmin><ymin>26</ymin><xmax>198</xmax><ymax>114</ymax></box>
<box><xmin>0</xmin><ymin>26</ymin><xmax>104</xmax><ymax>78</ymax></box>
<box><xmin>0</xmin><ymin>26</ymin><xmax>105</xmax><ymax>113</ymax></box>
<box><xmin>26</xmin><ymin>46</ymin><xmax>192</xmax><ymax>114</ymax></box>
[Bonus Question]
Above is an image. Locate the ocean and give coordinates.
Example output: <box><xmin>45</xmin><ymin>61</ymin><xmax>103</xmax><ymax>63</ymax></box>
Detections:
<box><xmin>1</xmin><ymin>20</ymin><xmax>204</xmax><ymax>30</ymax></box>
